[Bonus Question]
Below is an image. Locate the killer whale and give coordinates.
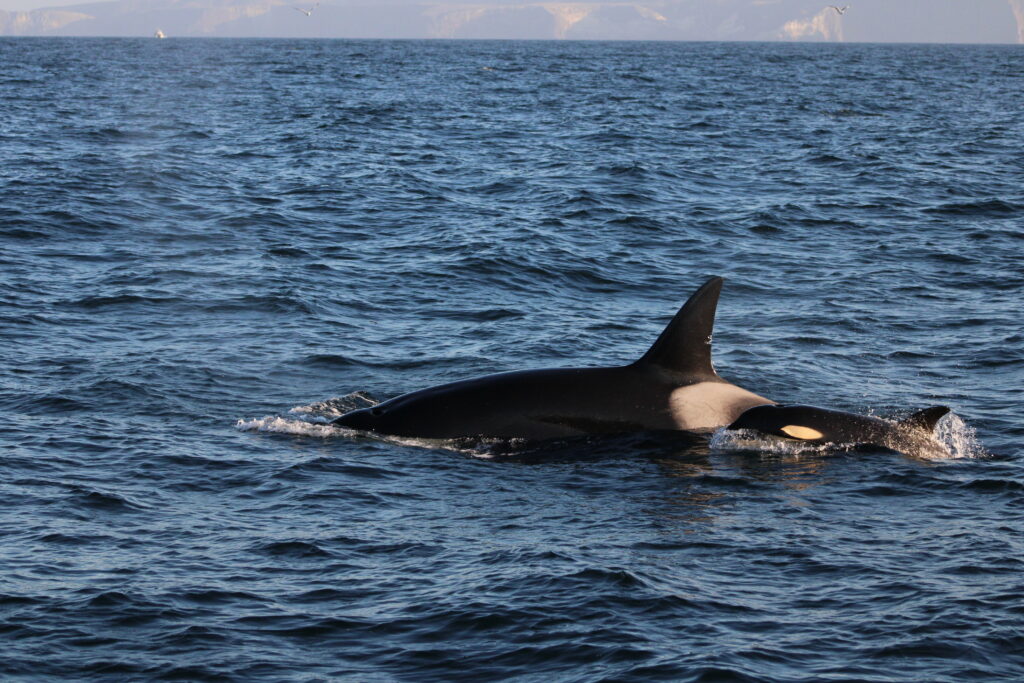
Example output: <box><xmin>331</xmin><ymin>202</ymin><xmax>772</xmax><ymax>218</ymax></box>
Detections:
<box><xmin>727</xmin><ymin>404</ymin><xmax>951</xmax><ymax>458</ymax></box>
<box><xmin>333</xmin><ymin>276</ymin><xmax>772</xmax><ymax>441</ymax></box>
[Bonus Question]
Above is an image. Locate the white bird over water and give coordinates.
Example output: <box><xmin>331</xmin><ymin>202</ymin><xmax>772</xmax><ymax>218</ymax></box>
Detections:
<box><xmin>828</xmin><ymin>5</ymin><xmax>849</xmax><ymax>14</ymax></box>
<box><xmin>294</xmin><ymin>3</ymin><xmax>319</xmax><ymax>16</ymax></box>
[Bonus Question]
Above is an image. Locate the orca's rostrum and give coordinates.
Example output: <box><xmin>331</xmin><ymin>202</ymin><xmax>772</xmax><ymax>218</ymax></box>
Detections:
<box><xmin>333</xmin><ymin>276</ymin><xmax>773</xmax><ymax>440</ymax></box>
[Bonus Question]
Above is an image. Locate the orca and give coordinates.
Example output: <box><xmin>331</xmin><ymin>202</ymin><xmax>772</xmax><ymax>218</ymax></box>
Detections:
<box><xmin>333</xmin><ymin>276</ymin><xmax>772</xmax><ymax>441</ymax></box>
<box><xmin>726</xmin><ymin>403</ymin><xmax>951</xmax><ymax>458</ymax></box>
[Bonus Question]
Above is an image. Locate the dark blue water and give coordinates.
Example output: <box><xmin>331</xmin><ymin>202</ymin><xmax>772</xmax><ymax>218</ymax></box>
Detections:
<box><xmin>2</xmin><ymin>37</ymin><xmax>1023</xmax><ymax>680</ymax></box>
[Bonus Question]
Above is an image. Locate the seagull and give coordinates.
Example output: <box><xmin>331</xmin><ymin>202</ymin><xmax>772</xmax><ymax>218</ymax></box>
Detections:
<box><xmin>294</xmin><ymin>3</ymin><xmax>318</xmax><ymax>17</ymax></box>
<box><xmin>828</xmin><ymin>5</ymin><xmax>849</xmax><ymax>14</ymax></box>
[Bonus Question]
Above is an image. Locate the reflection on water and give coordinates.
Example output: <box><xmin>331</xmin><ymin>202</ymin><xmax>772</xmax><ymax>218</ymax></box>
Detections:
<box><xmin>647</xmin><ymin>449</ymin><xmax>832</xmax><ymax>527</ymax></box>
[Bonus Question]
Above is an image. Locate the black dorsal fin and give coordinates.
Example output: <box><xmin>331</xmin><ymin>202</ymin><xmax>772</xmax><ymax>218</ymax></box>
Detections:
<box><xmin>633</xmin><ymin>276</ymin><xmax>723</xmax><ymax>377</ymax></box>
<box><xmin>900</xmin><ymin>406</ymin><xmax>950</xmax><ymax>433</ymax></box>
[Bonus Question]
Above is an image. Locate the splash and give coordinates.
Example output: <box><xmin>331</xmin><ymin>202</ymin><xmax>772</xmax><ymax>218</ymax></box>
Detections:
<box><xmin>883</xmin><ymin>412</ymin><xmax>986</xmax><ymax>461</ymax></box>
<box><xmin>933</xmin><ymin>412</ymin><xmax>986</xmax><ymax>460</ymax></box>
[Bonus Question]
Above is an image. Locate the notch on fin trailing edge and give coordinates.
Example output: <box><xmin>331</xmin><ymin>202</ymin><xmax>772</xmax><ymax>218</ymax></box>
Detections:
<box><xmin>633</xmin><ymin>276</ymin><xmax>722</xmax><ymax>377</ymax></box>
<box><xmin>900</xmin><ymin>406</ymin><xmax>950</xmax><ymax>433</ymax></box>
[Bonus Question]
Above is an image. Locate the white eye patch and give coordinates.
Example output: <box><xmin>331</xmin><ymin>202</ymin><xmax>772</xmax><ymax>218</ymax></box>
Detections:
<box><xmin>780</xmin><ymin>425</ymin><xmax>825</xmax><ymax>440</ymax></box>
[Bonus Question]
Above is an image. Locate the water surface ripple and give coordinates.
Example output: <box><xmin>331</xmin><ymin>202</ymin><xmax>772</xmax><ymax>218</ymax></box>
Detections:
<box><xmin>1</xmin><ymin>38</ymin><xmax>1022</xmax><ymax>681</ymax></box>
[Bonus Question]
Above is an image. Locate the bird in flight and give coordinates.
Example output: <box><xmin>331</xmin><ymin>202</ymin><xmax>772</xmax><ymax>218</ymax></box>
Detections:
<box><xmin>828</xmin><ymin>5</ymin><xmax>849</xmax><ymax>14</ymax></box>
<box><xmin>294</xmin><ymin>3</ymin><xmax>319</xmax><ymax>16</ymax></box>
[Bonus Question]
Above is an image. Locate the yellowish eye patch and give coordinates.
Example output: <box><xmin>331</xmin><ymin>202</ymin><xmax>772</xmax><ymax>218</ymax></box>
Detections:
<box><xmin>780</xmin><ymin>425</ymin><xmax>825</xmax><ymax>440</ymax></box>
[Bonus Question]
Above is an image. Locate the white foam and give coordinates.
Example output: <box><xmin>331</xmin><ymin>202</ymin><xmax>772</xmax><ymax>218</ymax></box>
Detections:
<box><xmin>237</xmin><ymin>393</ymin><xmax>383</xmax><ymax>437</ymax></box>
<box><xmin>236</xmin><ymin>415</ymin><xmax>341</xmax><ymax>437</ymax></box>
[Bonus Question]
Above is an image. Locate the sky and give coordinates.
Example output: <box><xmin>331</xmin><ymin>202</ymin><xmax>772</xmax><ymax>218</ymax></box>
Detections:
<box><xmin>1</xmin><ymin>0</ymin><xmax>79</xmax><ymax>9</ymax></box>
<box><xmin>1</xmin><ymin>0</ymin><xmax>1022</xmax><ymax>43</ymax></box>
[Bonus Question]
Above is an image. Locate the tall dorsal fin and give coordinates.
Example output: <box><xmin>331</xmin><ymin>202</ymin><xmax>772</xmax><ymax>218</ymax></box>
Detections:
<box><xmin>900</xmin><ymin>406</ymin><xmax>950</xmax><ymax>433</ymax></box>
<box><xmin>633</xmin><ymin>276</ymin><xmax>722</xmax><ymax>377</ymax></box>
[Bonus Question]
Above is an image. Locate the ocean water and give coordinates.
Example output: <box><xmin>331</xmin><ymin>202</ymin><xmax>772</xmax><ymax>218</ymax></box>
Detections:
<box><xmin>1</xmin><ymin>37</ymin><xmax>1022</xmax><ymax>680</ymax></box>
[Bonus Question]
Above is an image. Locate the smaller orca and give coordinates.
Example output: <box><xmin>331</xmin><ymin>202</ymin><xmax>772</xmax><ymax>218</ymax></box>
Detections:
<box><xmin>727</xmin><ymin>404</ymin><xmax>951</xmax><ymax>458</ymax></box>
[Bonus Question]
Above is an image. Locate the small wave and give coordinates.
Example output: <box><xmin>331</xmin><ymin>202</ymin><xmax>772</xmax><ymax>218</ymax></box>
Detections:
<box><xmin>253</xmin><ymin>540</ymin><xmax>334</xmax><ymax>559</ymax></box>
<box><xmin>37</xmin><ymin>532</ymin><xmax>88</xmax><ymax>545</ymax></box>
<box><xmin>421</xmin><ymin>307</ymin><xmax>525</xmax><ymax>322</ymax></box>
<box><xmin>265</xmin><ymin>246</ymin><xmax>310</xmax><ymax>258</ymax></box>
<box><xmin>71</xmin><ymin>488</ymin><xmax>149</xmax><ymax>512</ymax></box>
<box><xmin>177</xmin><ymin>589</ymin><xmax>265</xmax><ymax>605</ymax></box>
<box><xmin>59</xmin><ymin>294</ymin><xmax>180</xmax><ymax>310</ymax></box>
<box><xmin>155</xmin><ymin>625</ymin><xmax>230</xmax><ymax>646</ymax></box>
<box><xmin>577</xmin><ymin>130</ymin><xmax>634</xmax><ymax>144</ymax></box>
<box><xmin>599</xmin><ymin>163</ymin><xmax>650</xmax><ymax>178</ymax></box>
<box><xmin>0</xmin><ymin>227</ymin><xmax>47</xmax><ymax>239</ymax></box>
<box><xmin>172</xmin><ymin>129</ymin><xmax>212</xmax><ymax>140</ymax></box>
<box><xmin>924</xmin><ymin>199</ymin><xmax>1020</xmax><ymax>216</ymax></box>
<box><xmin>14</xmin><ymin>395</ymin><xmax>91</xmax><ymax>413</ymax></box>
<box><xmin>199</xmin><ymin>294</ymin><xmax>316</xmax><ymax>315</ymax></box>
<box><xmin>82</xmin><ymin>126</ymin><xmax>148</xmax><ymax>142</ymax></box>
<box><xmin>824</xmin><ymin>108</ymin><xmax>884</xmax><ymax>118</ymax></box>
<box><xmin>606</xmin><ymin>215</ymin><xmax>665</xmax><ymax>232</ymax></box>
<box><xmin>302</xmin><ymin>353</ymin><xmax>365</xmax><ymax>369</ymax></box>
<box><xmin>218</xmin><ymin>150</ymin><xmax>272</xmax><ymax>160</ymax></box>
<box><xmin>82</xmin><ymin>590</ymin><xmax>136</xmax><ymax>608</ymax></box>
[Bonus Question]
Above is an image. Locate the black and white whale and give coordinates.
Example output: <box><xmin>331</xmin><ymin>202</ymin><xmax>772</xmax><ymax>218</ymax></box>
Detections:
<box><xmin>333</xmin><ymin>276</ymin><xmax>772</xmax><ymax>441</ymax></box>
<box><xmin>726</xmin><ymin>403</ymin><xmax>951</xmax><ymax>458</ymax></box>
